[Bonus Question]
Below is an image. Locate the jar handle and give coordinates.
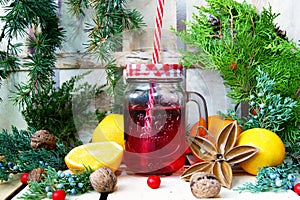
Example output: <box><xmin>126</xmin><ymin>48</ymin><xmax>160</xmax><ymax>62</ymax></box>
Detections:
<box><xmin>186</xmin><ymin>91</ymin><xmax>209</xmax><ymax>129</ymax></box>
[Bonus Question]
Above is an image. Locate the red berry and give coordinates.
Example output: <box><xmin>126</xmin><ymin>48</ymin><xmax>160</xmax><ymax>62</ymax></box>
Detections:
<box><xmin>20</xmin><ymin>172</ymin><xmax>29</xmax><ymax>184</ymax></box>
<box><xmin>147</xmin><ymin>175</ymin><xmax>161</xmax><ymax>189</ymax></box>
<box><xmin>251</xmin><ymin>107</ymin><xmax>260</xmax><ymax>115</ymax></box>
<box><xmin>230</xmin><ymin>62</ymin><xmax>237</xmax><ymax>70</ymax></box>
<box><xmin>251</xmin><ymin>109</ymin><xmax>257</xmax><ymax>115</ymax></box>
<box><xmin>52</xmin><ymin>190</ymin><xmax>66</xmax><ymax>200</ymax></box>
<box><xmin>294</xmin><ymin>183</ymin><xmax>300</xmax><ymax>195</ymax></box>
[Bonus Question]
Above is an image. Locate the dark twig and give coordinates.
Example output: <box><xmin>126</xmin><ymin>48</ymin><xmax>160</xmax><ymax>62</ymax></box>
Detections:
<box><xmin>99</xmin><ymin>192</ymin><xmax>109</xmax><ymax>200</ymax></box>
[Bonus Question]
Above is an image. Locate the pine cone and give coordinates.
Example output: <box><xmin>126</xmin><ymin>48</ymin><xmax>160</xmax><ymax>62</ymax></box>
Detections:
<box><xmin>30</xmin><ymin>130</ymin><xmax>56</xmax><ymax>150</ymax></box>
<box><xmin>28</xmin><ymin>168</ymin><xmax>47</xmax><ymax>182</ymax></box>
<box><xmin>275</xmin><ymin>26</ymin><xmax>287</xmax><ymax>40</ymax></box>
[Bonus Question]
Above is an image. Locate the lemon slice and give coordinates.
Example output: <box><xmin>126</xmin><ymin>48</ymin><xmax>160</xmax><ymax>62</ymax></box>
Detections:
<box><xmin>92</xmin><ymin>114</ymin><xmax>124</xmax><ymax>147</ymax></box>
<box><xmin>65</xmin><ymin>142</ymin><xmax>123</xmax><ymax>172</ymax></box>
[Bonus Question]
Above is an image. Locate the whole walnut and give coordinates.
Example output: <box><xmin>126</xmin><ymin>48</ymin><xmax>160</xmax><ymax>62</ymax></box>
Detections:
<box><xmin>89</xmin><ymin>167</ymin><xmax>117</xmax><ymax>193</ymax></box>
<box><xmin>190</xmin><ymin>172</ymin><xmax>221</xmax><ymax>198</ymax></box>
<box><xmin>30</xmin><ymin>130</ymin><xmax>56</xmax><ymax>150</ymax></box>
<box><xmin>28</xmin><ymin>168</ymin><xmax>47</xmax><ymax>183</ymax></box>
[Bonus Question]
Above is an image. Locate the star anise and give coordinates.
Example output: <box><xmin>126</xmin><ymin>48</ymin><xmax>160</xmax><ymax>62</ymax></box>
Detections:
<box><xmin>181</xmin><ymin>121</ymin><xmax>258</xmax><ymax>188</ymax></box>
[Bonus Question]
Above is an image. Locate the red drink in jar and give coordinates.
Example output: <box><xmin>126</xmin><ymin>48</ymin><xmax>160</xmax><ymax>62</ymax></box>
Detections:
<box><xmin>124</xmin><ymin>105</ymin><xmax>187</xmax><ymax>174</ymax></box>
<box><xmin>123</xmin><ymin>64</ymin><xmax>207</xmax><ymax>175</ymax></box>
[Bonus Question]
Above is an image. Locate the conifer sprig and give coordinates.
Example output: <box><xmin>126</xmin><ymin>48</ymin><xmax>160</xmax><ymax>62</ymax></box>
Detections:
<box><xmin>174</xmin><ymin>0</ymin><xmax>300</xmax><ymax>104</ymax></box>
<box><xmin>67</xmin><ymin>0</ymin><xmax>145</xmax><ymax>65</ymax></box>
<box><xmin>19</xmin><ymin>166</ymin><xmax>93</xmax><ymax>200</ymax></box>
<box><xmin>224</xmin><ymin>68</ymin><xmax>299</xmax><ymax>144</ymax></box>
<box><xmin>0</xmin><ymin>0</ymin><xmax>64</xmax><ymax>103</ymax></box>
<box><xmin>235</xmin><ymin>162</ymin><xmax>299</xmax><ymax>193</ymax></box>
<box><xmin>0</xmin><ymin>127</ymin><xmax>71</xmax><ymax>182</ymax></box>
<box><xmin>174</xmin><ymin>0</ymin><xmax>300</xmax><ymax>146</ymax></box>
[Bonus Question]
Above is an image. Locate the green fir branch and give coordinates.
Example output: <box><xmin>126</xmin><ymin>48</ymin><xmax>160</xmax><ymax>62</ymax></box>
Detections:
<box><xmin>0</xmin><ymin>0</ymin><xmax>144</xmax><ymax>147</ymax></box>
<box><xmin>66</xmin><ymin>0</ymin><xmax>144</xmax><ymax>113</ymax></box>
<box><xmin>65</xmin><ymin>0</ymin><xmax>89</xmax><ymax>18</ymax></box>
<box><xmin>19</xmin><ymin>166</ymin><xmax>93</xmax><ymax>200</ymax></box>
<box><xmin>235</xmin><ymin>162</ymin><xmax>299</xmax><ymax>193</ymax></box>
<box><xmin>241</xmin><ymin>68</ymin><xmax>297</xmax><ymax>132</ymax></box>
<box><xmin>174</xmin><ymin>0</ymin><xmax>300</xmax><ymax>104</ymax></box>
<box><xmin>0</xmin><ymin>0</ymin><xmax>64</xmax><ymax>88</ymax></box>
<box><xmin>0</xmin><ymin>127</ymin><xmax>71</xmax><ymax>182</ymax></box>
<box><xmin>105</xmin><ymin>62</ymin><xmax>125</xmax><ymax>112</ymax></box>
<box><xmin>12</xmin><ymin>73</ymin><xmax>110</xmax><ymax>146</ymax></box>
<box><xmin>174</xmin><ymin>0</ymin><xmax>300</xmax><ymax>147</ymax></box>
<box><xmin>224</xmin><ymin>68</ymin><xmax>298</xmax><ymax>144</ymax></box>
<box><xmin>67</xmin><ymin>0</ymin><xmax>145</xmax><ymax>65</ymax></box>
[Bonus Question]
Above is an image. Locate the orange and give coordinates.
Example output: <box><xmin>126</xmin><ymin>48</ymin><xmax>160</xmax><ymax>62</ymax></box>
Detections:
<box><xmin>190</xmin><ymin>115</ymin><xmax>242</xmax><ymax>140</ymax></box>
<box><xmin>92</xmin><ymin>114</ymin><xmax>124</xmax><ymax>147</ymax></box>
<box><xmin>65</xmin><ymin>141</ymin><xmax>123</xmax><ymax>172</ymax></box>
<box><xmin>236</xmin><ymin>128</ymin><xmax>285</xmax><ymax>175</ymax></box>
<box><xmin>189</xmin><ymin>117</ymin><xmax>208</xmax><ymax>137</ymax></box>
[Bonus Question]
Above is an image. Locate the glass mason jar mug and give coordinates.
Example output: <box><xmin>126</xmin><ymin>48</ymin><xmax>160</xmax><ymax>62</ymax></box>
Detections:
<box><xmin>123</xmin><ymin>64</ymin><xmax>207</xmax><ymax>175</ymax></box>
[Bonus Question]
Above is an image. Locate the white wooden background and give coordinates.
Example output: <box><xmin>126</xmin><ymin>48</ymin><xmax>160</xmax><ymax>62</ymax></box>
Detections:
<box><xmin>0</xmin><ymin>0</ymin><xmax>299</xmax><ymax>133</ymax></box>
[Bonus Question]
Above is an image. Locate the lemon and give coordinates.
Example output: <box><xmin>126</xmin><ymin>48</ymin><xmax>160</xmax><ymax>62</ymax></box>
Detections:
<box><xmin>65</xmin><ymin>141</ymin><xmax>123</xmax><ymax>172</ymax></box>
<box><xmin>92</xmin><ymin>114</ymin><xmax>124</xmax><ymax>147</ymax></box>
<box><xmin>236</xmin><ymin>128</ymin><xmax>285</xmax><ymax>175</ymax></box>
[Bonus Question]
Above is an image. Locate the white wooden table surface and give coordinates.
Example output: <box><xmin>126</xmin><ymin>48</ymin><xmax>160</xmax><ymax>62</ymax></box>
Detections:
<box><xmin>0</xmin><ymin>174</ymin><xmax>24</xmax><ymax>200</ymax></box>
<box><xmin>12</xmin><ymin>167</ymin><xmax>300</xmax><ymax>200</ymax></box>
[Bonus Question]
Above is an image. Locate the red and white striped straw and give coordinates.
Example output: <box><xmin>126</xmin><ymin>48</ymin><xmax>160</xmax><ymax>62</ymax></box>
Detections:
<box><xmin>152</xmin><ymin>0</ymin><xmax>165</xmax><ymax>64</ymax></box>
<box><xmin>145</xmin><ymin>82</ymin><xmax>155</xmax><ymax>128</ymax></box>
<box><xmin>144</xmin><ymin>0</ymin><xmax>165</xmax><ymax>131</ymax></box>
